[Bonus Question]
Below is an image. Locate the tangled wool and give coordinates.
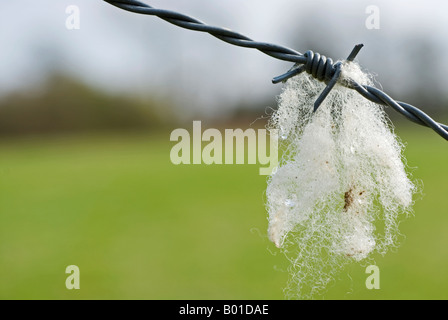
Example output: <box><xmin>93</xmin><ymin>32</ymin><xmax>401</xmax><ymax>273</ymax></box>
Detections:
<box><xmin>266</xmin><ymin>61</ymin><xmax>416</xmax><ymax>299</ymax></box>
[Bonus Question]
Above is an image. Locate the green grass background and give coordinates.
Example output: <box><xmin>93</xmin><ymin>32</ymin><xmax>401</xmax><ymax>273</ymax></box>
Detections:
<box><xmin>0</xmin><ymin>125</ymin><xmax>447</xmax><ymax>300</ymax></box>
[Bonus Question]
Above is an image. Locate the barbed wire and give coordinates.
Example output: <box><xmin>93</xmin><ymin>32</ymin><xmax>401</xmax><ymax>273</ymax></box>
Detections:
<box><xmin>104</xmin><ymin>0</ymin><xmax>448</xmax><ymax>141</ymax></box>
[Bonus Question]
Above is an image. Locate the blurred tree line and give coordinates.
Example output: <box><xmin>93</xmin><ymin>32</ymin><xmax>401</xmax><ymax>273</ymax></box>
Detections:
<box><xmin>0</xmin><ymin>74</ymin><xmax>175</xmax><ymax>137</ymax></box>
<box><xmin>0</xmin><ymin>46</ymin><xmax>446</xmax><ymax>139</ymax></box>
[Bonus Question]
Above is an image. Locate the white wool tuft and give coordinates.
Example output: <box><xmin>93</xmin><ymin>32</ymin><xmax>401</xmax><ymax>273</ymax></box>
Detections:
<box><xmin>266</xmin><ymin>62</ymin><xmax>416</xmax><ymax>299</ymax></box>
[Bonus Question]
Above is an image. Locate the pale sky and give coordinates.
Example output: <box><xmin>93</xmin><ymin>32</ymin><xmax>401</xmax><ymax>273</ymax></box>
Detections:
<box><xmin>1</xmin><ymin>0</ymin><xmax>447</xmax><ymax>118</ymax></box>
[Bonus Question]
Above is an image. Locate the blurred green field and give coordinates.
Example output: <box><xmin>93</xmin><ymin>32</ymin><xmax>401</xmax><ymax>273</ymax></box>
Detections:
<box><xmin>0</xmin><ymin>126</ymin><xmax>447</xmax><ymax>300</ymax></box>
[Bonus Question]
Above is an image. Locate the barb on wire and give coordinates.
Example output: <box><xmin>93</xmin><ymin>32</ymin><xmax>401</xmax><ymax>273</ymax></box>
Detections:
<box><xmin>104</xmin><ymin>0</ymin><xmax>448</xmax><ymax>141</ymax></box>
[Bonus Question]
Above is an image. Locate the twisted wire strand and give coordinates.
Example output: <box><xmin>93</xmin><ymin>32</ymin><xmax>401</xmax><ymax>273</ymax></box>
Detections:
<box><xmin>104</xmin><ymin>0</ymin><xmax>448</xmax><ymax>141</ymax></box>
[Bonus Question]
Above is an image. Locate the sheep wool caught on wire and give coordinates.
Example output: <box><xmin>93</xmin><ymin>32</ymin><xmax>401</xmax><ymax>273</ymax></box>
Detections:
<box><xmin>102</xmin><ymin>0</ymin><xmax>444</xmax><ymax>299</ymax></box>
<box><xmin>266</xmin><ymin>60</ymin><xmax>416</xmax><ymax>298</ymax></box>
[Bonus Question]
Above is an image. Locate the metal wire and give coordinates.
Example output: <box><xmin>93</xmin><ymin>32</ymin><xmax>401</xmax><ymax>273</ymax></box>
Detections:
<box><xmin>104</xmin><ymin>0</ymin><xmax>448</xmax><ymax>141</ymax></box>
